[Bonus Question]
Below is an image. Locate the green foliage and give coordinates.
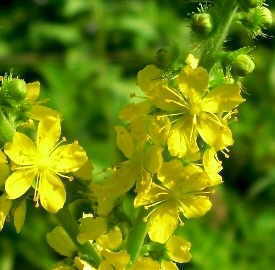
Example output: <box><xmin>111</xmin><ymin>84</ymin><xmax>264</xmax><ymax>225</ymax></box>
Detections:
<box><xmin>0</xmin><ymin>0</ymin><xmax>275</xmax><ymax>269</ymax></box>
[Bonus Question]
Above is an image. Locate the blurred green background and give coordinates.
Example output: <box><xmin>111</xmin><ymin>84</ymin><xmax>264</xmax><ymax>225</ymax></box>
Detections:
<box><xmin>0</xmin><ymin>0</ymin><xmax>275</xmax><ymax>269</ymax></box>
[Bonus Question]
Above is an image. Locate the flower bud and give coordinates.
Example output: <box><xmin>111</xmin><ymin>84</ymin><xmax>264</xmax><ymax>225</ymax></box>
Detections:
<box><xmin>232</xmin><ymin>54</ymin><xmax>255</xmax><ymax>76</ymax></box>
<box><xmin>3</xmin><ymin>79</ymin><xmax>27</xmax><ymax>101</ymax></box>
<box><xmin>240</xmin><ymin>0</ymin><xmax>264</xmax><ymax>9</ymax></box>
<box><xmin>192</xmin><ymin>13</ymin><xmax>213</xmax><ymax>35</ymax></box>
<box><xmin>242</xmin><ymin>7</ymin><xmax>273</xmax><ymax>33</ymax></box>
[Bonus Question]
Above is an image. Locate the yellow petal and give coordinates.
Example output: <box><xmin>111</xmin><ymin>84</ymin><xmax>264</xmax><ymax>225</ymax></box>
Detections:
<box><xmin>202</xmin><ymin>84</ymin><xmax>245</xmax><ymax>113</ymax></box>
<box><xmin>137</xmin><ymin>65</ymin><xmax>162</xmax><ymax>95</ymax></box>
<box><xmin>98</xmin><ymin>261</ymin><xmax>113</xmax><ymax>270</ymax></box>
<box><xmin>166</xmin><ymin>235</ymin><xmax>192</xmax><ymax>263</ymax></box>
<box><xmin>161</xmin><ymin>261</ymin><xmax>178</xmax><ymax>270</ymax></box>
<box><xmin>39</xmin><ymin>172</ymin><xmax>66</xmax><ymax>213</ymax></box>
<box><xmin>29</xmin><ymin>105</ymin><xmax>60</xmax><ymax>121</ymax></box>
<box><xmin>47</xmin><ymin>226</ymin><xmax>77</xmax><ymax>257</ymax></box>
<box><xmin>14</xmin><ymin>199</ymin><xmax>27</xmax><ymax>233</ymax></box>
<box><xmin>74</xmin><ymin>257</ymin><xmax>96</xmax><ymax>270</ymax></box>
<box><xmin>203</xmin><ymin>148</ymin><xmax>223</xmax><ymax>185</ymax></box>
<box><xmin>4</xmin><ymin>132</ymin><xmax>37</xmax><ymax>165</ymax></box>
<box><xmin>148</xmin><ymin>203</ymin><xmax>178</xmax><ymax>243</ymax></box>
<box><xmin>180</xmin><ymin>195</ymin><xmax>212</xmax><ymax>218</ymax></box>
<box><xmin>37</xmin><ymin>117</ymin><xmax>61</xmax><ymax>154</ymax></box>
<box><xmin>119</xmin><ymin>101</ymin><xmax>151</xmax><ymax>122</ymax></box>
<box><xmin>96</xmin><ymin>226</ymin><xmax>123</xmax><ymax>250</ymax></box>
<box><xmin>101</xmin><ymin>250</ymin><xmax>130</xmax><ymax>270</ymax></box>
<box><xmin>143</xmin><ymin>145</ymin><xmax>163</xmax><ymax>174</ymax></box>
<box><xmin>130</xmin><ymin>116</ymin><xmax>150</xmax><ymax>145</ymax></box>
<box><xmin>0</xmin><ymin>150</ymin><xmax>7</xmax><ymax>163</ymax></box>
<box><xmin>148</xmin><ymin>116</ymin><xmax>171</xmax><ymax>146</ymax></box>
<box><xmin>26</xmin><ymin>81</ymin><xmax>40</xmax><ymax>101</ymax></box>
<box><xmin>131</xmin><ymin>257</ymin><xmax>160</xmax><ymax>270</ymax></box>
<box><xmin>77</xmin><ymin>217</ymin><xmax>107</xmax><ymax>244</ymax></box>
<box><xmin>0</xmin><ymin>163</ymin><xmax>10</xmax><ymax>188</ymax></box>
<box><xmin>0</xmin><ymin>194</ymin><xmax>12</xmax><ymax>231</ymax></box>
<box><xmin>178</xmin><ymin>66</ymin><xmax>209</xmax><ymax>94</ymax></box>
<box><xmin>5</xmin><ymin>169</ymin><xmax>36</xmax><ymax>199</ymax></box>
<box><xmin>50</xmin><ymin>142</ymin><xmax>88</xmax><ymax>173</ymax></box>
<box><xmin>115</xmin><ymin>126</ymin><xmax>134</xmax><ymax>159</ymax></box>
<box><xmin>168</xmin><ymin>123</ymin><xmax>187</xmax><ymax>158</ymax></box>
<box><xmin>197</xmin><ymin>112</ymin><xmax>234</xmax><ymax>150</ymax></box>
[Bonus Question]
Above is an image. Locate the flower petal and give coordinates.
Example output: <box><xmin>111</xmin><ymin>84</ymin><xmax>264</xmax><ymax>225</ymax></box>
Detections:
<box><xmin>26</xmin><ymin>81</ymin><xmax>40</xmax><ymax>101</ymax></box>
<box><xmin>132</xmin><ymin>257</ymin><xmax>160</xmax><ymax>270</ymax></box>
<box><xmin>137</xmin><ymin>65</ymin><xmax>163</xmax><ymax>95</ymax></box>
<box><xmin>39</xmin><ymin>172</ymin><xmax>66</xmax><ymax>213</ymax></box>
<box><xmin>4</xmin><ymin>132</ymin><xmax>37</xmax><ymax>165</ymax></box>
<box><xmin>96</xmin><ymin>226</ymin><xmax>123</xmax><ymax>250</ymax></box>
<box><xmin>166</xmin><ymin>235</ymin><xmax>192</xmax><ymax>263</ymax></box>
<box><xmin>29</xmin><ymin>105</ymin><xmax>60</xmax><ymax>121</ymax></box>
<box><xmin>115</xmin><ymin>126</ymin><xmax>134</xmax><ymax>159</ymax></box>
<box><xmin>178</xmin><ymin>66</ymin><xmax>209</xmax><ymax>95</ymax></box>
<box><xmin>202</xmin><ymin>84</ymin><xmax>245</xmax><ymax>113</ymax></box>
<box><xmin>180</xmin><ymin>195</ymin><xmax>212</xmax><ymax>218</ymax></box>
<box><xmin>50</xmin><ymin>142</ymin><xmax>88</xmax><ymax>173</ymax></box>
<box><xmin>197</xmin><ymin>112</ymin><xmax>234</xmax><ymax>150</ymax></box>
<box><xmin>161</xmin><ymin>261</ymin><xmax>178</xmax><ymax>270</ymax></box>
<box><xmin>37</xmin><ymin>117</ymin><xmax>61</xmax><ymax>154</ymax></box>
<box><xmin>5</xmin><ymin>169</ymin><xmax>36</xmax><ymax>199</ymax></box>
<box><xmin>148</xmin><ymin>203</ymin><xmax>178</xmax><ymax>244</ymax></box>
<box><xmin>0</xmin><ymin>194</ymin><xmax>12</xmax><ymax>231</ymax></box>
<box><xmin>77</xmin><ymin>217</ymin><xmax>107</xmax><ymax>244</ymax></box>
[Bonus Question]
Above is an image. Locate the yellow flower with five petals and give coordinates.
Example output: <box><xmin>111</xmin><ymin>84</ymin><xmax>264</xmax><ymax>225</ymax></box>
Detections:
<box><xmin>4</xmin><ymin>116</ymin><xmax>87</xmax><ymax>213</ymax></box>
<box><xmin>135</xmin><ymin>160</ymin><xmax>219</xmax><ymax>243</ymax></box>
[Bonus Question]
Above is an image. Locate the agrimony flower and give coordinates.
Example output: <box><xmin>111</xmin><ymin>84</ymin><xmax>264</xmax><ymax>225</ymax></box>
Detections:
<box><xmin>4</xmin><ymin>116</ymin><xmax>87</xmax><ymax>213</ymax></box>
<box><xmin>135</xmin><ymin>160</ymin><xmax>219</xmax><ymax>243</ymax></box>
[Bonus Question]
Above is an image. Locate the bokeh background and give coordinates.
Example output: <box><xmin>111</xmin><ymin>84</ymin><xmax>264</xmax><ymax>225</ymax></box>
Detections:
<box><xmin>0</xmin><ymin>0</ymin><xmax>275</xmax><ymax>269</ymax></box>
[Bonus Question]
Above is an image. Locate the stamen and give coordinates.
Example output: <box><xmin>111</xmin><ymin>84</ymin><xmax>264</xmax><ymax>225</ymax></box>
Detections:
<box><xmin>163</xmin><ymin>86</ymin><xmax>186</xmax><ymax>102</ymax></box>
<box><xmin>165</xmin><ymin>99</ymin><xmax>190</xmax><ymax>110</ymax></box>
<box><xmin>49</xmin><ymin>137</ymin><xmax>67</xmax><ymax>155</ymax></box>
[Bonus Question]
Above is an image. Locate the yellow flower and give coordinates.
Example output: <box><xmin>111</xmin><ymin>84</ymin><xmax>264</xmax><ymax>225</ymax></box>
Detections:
<box><xmin>115</xmin><ymin>125</ymin><xmax>163</xmax><ymax>194</ymax></box>
<box><xmin>135</xmin><ymin>160</ymin><xmax>218</xmax><ymax>243</ymax></box>
<box><xmin>4</xmin><ymin>117</ymin><xmax>87</xmax><ymax>213</ymax></box>
<box><xmin>137</xmin><ymin>63</ymin><xmax>245</xmax><ymax>154</ymax></box>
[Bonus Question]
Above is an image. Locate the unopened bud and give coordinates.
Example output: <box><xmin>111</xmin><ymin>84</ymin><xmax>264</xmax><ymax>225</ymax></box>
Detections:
<box><xmin>192</xmin><ymin>13</ymin><xmax>213</xmax><ymax>35</ymax></box>
<box><xmin>257</xmin><ymin>7</ymin><xmax>273</xmax><ymax>28</ymax></box>
<box><xmin>240</xmin><ymin>0</ymin><xmax>264</xmax><ymax>9</ymax></box>
<box><xmin>3</xmin><ymin>79</ymin><xmax>27</xmax><ymax>101</ymax></box>
<box><xmin>232</xmin><ymin>54</ymin><xmax>255</xmax><ymax>76</ymax></box>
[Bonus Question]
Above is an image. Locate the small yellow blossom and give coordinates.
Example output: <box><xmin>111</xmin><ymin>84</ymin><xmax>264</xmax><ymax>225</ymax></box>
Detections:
<box><xmin>137</xmin><ymin>63</ymin><xmax>245</xmax><ymax>154</ymax></box>
<box><xmin>99</xmin><ymin>250</ymin><xmax>130</xmax><ymax>270</ymax></box>
<box><xmin>4</xmin><ymin>117</ymin><xmax>87</xmax><ymax>213</ymax></box>
<box><xmin>135</xmin><ymin>160</ymin><xmax>218</xmax><ymax>243</ymax></box>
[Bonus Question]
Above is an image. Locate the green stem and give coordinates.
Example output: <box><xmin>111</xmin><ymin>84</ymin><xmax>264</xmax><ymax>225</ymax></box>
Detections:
<box><xmin>56</xmin><ymin>207</ymin><xmax>101</xmax><ymax>267</ymax></box>
<box><xmin>200</xmin><ymin>0</ymin><xmax>239</xmax><ymax>69</ymax></box>
<box><xmin>126</xmin><ymin>210</ymin><xmax>148</xmax><ymax>264</ymax></box>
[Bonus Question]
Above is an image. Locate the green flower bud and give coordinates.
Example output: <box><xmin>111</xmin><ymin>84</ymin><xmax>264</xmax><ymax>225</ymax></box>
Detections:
<box><xmin>192</xmin><ymin>13</ymin><xmax>213</xmax><ymax>35</ymax></box>
<box><xmin>3</xmin><ymin>79</ymin><xmax>27</xmax><ymax>101</ymax></box>
<box><xmin>258</xmin><ymin>7</ymin><xmax>273</xmax><ymax>27</ymax></box>
<box><xmin>232</xmin><ymin>54</ymin><xmax>255</xmax><ymax>76</ymax></box>
<box><xmin>242</xmin><ymin>7</ymin><xmax>273</xmax><ymax>33</ymax></box>
<box><xmin>240</xmin><ymin>0</ymin><xmax>264</xmax><ymax>9</ymax></box>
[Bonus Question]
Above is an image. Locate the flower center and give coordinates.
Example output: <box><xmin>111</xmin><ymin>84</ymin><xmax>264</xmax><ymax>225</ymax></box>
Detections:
<box><xmin>36</xmin><ymin>153</ymin><xmax>51</xmax><ymax>171</ymax></box>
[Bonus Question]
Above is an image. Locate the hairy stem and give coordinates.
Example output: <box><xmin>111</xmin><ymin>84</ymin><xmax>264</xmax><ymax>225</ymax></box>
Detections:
<box><xmin>200</xmin><ymin>0</ymin><xmax>239</xmax><ymax>69</ymax></box>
